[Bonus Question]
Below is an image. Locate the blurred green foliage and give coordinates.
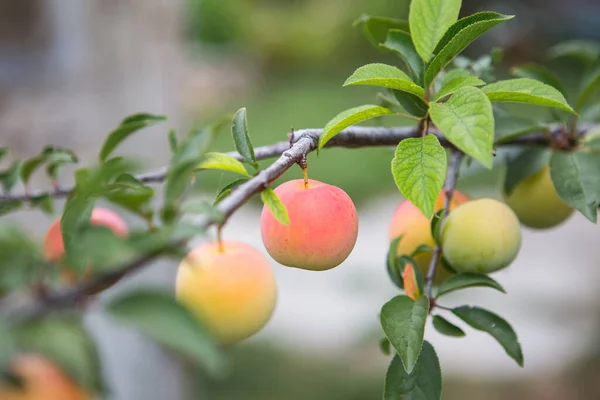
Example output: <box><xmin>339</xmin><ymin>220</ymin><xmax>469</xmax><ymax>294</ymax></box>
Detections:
<box><xmin>186</xmin><ymin>0</ymin><xmax>410</xmax><ymax>72</ymax></box>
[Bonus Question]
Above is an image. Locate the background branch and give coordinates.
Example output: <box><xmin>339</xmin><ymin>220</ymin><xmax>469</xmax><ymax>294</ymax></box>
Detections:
<box><xmin>0</xmin><ymin>122</ymin><xmax>590</xmax><ymax>203</ymax></box>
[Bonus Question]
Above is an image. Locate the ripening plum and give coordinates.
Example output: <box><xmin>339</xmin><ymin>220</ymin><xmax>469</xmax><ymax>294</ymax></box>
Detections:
<box><xmin>440</xmin><ymin>198</ymin><xmax>522</xmax><ymax>274</ymax></box>
<box><xmin>388</xmin><ymin>190</ymin><xmax>470</xmax><ymax>284</ymax></box>
<box><xmin>260</xmin><ymin>179</ymin><xmax>359</xmax><ymax>271</ymax></box>
<box><xmin>504</xmin><ymin>165</ymin><xmax>574</xmax><ymax>229</ymax></box>
<box><xmin>0</xmin><ymin>354</ymin><xmax>91</xmax><ymax>400</ymax></box>
<box><xmin>43</xmin><ymin>207</ymin><xmax>128</xmax><ymax>286</ymax></box>
<box><xmin>175</xmin><ymin>240</ymin><xmax>277</xmax><ymax>345</ymax></box>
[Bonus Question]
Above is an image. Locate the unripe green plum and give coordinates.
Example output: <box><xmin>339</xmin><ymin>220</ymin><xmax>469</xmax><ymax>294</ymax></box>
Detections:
<box><xmin>504</xmin><ymin>165</ymin><xmax>574</xmax><ymax>229</ymax></box>
<box><xmin>175</xmin><ymin>240</ymin><xmax>277</xmax><ymax>345</ymax></box>
<box><xmin>440</xmin><ymin>198</ymin><xmax>522</xmax><ymax>274</ymax></box>
<box><xmin>388</xmin><ymin>190</ymin><xmax>470</xmax><ymax>284</ymax></box>
<box><xmin>260</xmin><ymin>179</ymin><xmax>358</xmax><ymax>271</ymax></box>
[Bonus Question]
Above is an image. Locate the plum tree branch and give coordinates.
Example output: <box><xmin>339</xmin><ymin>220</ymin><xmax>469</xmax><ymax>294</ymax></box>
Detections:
<box><xmin>2</xmin><ymin>121</ymin><xmax>594</xmax><ymax>320</ymax></box>
<box><xmin>0</xmin><ymin>123</ymin><xmax>590</xmax><ymax>203</ymax></box>
<box><xmin>8</xmin><ymin>133</ymin><xmax>317</xmax><ymax>321</ymax></box>
<box><xmin>424</xmin><ymin>150</ymin><xmax>463</xmax><ymax>299</ymax></box>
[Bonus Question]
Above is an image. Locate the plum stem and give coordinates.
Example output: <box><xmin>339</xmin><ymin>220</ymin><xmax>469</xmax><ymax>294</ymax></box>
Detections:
<box><xmin>302</xmin><ymin>167</ymin><xmax>309</xmax><ymax>189</ymax></box>
<box><xmin>217</xmin><ymin>226</ymin><xmax>224</xmax><ymax>253</ymax></box>
<box><xmin>424</xmin><ymin>150</ymin><xmax>463</xmax><ymax>301</ymax></box>
<box><xmin>298</xmin><ymin>153</ymin><xmax>309</xmax><ymax>189</ymax></box>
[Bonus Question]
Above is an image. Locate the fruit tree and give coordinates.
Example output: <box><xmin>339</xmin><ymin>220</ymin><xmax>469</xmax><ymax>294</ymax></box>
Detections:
<box><xmin>1</xmin><ymin>0</ymin><xmax>600</xmax><ymax>398</ymax></box>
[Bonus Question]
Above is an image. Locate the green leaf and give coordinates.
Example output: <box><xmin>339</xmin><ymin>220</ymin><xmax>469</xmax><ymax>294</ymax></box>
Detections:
<box><xmin>481</xmin><ymin>78</ymin><xmax>576</xmax><ymax>114</ymax></box>
<box><xmin>503</xmin><ymin>148</ymin><xmax>552</xmax><ymax>195</ymax></box>
<box><xmin>511</xmin><ymin>63</ymin><xmax>567</xmax><ymax>97</ymax></box>
<box><xmin>168</xmin><ymin>129</ymin><xmax>178</xmax><ymax>153</ymax></box>
<box><xmin>380</xmin><ymin>295</ymin><xmax>429</xmax><ymax>374</ymax></box>
<box><xmin>213</xmin><ymin>178</ymin><xmax>248</xmax><ymax>206</ymax></box>
<box><xmin>494</xmin><ymin>116</ymin><xmax>547</xmax><ymax>144</ymax></box>
<box><xmin>550</xmin><ymin>150</ymin><xmax>600</xmax><ymax>223</ymax></box>
<box><xmin>260</xmin><ymin>188</ymin><xmax>290</xmax><ymax>225</ymax></box>
<box><xmin>60</xmin><ymin>196</ymin><xmax>96</xmax><ymax>270</ymax></box>
<box><xmin>429</xmin><ymin>86</ymin><xmax>494</xmax><ymax>168</ymax></box>
<box><xmin>436</xmin><ymin>273</ymin><xmax>506</xmax><ymax>298</ymax></box>
<box><xmin>60</xmin><ymin>159</ymin><xmax>136</xmax><ymax>266</ymax></box>
<box><xmin>318</xmin><ymin>105</ymin><xmax>394</xmax><ymax>150</ymax></box>
<box><xmin>197</xmin><ymin>152</ymin><xmax>251</xmax><ymax>177</ymax></box>
<box><xmin>0</xmin><ymin>199</ymin><xmax>23</xmax><ymax>217</ymax></box>
<box><xmin>44</xmin><ymin>147</ymin><xmax>78</xmax><ymax>181</ymax></box>
<box><xmin>99</xmin><ymin>113</ymin><xmax>167</xmax><ymax>161</ymax></box>
<box><xmin>0</xmin><ymin>162</ymin><xmax>21</xmax><ymax>193</ymax></box>
<box><xmin>379</xmin><ymin>337</ymin><xmax>392</xmax><ymax>356</ymax></box>
<box><xmin>163</xmin><ymin>124</ymin><xmax>219</xmax><ymax>214</ymax></box>
<box><xmin>410</xmin><ymin>244</ymin><xmax>434</xmax><ymax>258</ymax></box>
<box><xmin>547</xmin><ymin>40</ymin><xmax>600</xmax><ymax>65</ymax></box>
<box><xmin>0</xmin><ymin>226</ymin><xmax>44</xmax><ymax>292</ymax></box>
<box><xmin>353</xmin><ymin>14</ymin><xmax>409</xmax><ymax>47</ymax></box>
<box><xmin>30</xmin><ymin>194</ymin><xmax>54</xmax><ymax>216</ymax></box>
<box><xmin>103</xmin><ymin>173</ymin><xmax>154</xmax><ymax>219</ymax></box>
<box><xmin>380</xmin><ymin>30</ymin><xmax>424</xmax><ymax>84</ymax></box>
<box><xmin>343</xmin><ymin>63</ymin><xmax>425</xmax><ymax>97</ymax></box>
<box><xmin>0</xmin><ymin>148</ymin><xmax>9</xmax><ymax>162</ymax></box>
<box><xmin>491</xmin><ymin>47</ymin><xmax>504</xmax><ymax>65</ymax></box>
<box><xmin>14</xmin><ymin>316</ymin><xmax>105</xmax><ymax>395</ymax></box>
<box><xmin>231</xmin><ymin>107</ymin><xmax>258</xmax><ymax>170</ymax></box>
<box><xmin>432</xmin><ymin>315</ymin><xmax>466</xmax><ymax>337</ymax></box>
<box><xmin>430</xmin><ymin>208</ymin><xmax>445</xmax><ymax>245</ymax></box>
<box><xmin>106</xmin><ymin>289</ymin><xmax>226</xmax><ymax>377</ymax></box>
<box><xmin>391</xmin><ymin>134</ymin><xmax>447</xmax><ymax>218</ymax></box>
<box><xmin>408</xmin><ymin>0</ymin><xmax>461</xmax><ymax>63</ymax></box>
<box><xmin>383</xmin><ymin>341</ymin><xmax>442</xmax><ymax>400</ymax></box>
<box><xmin>386</xmin><ymin>236</ymin><xmax>404</xmax><ymax>289</ymax></box>
<box><xmin>576</xmin><ymin>57</ymin><xmax>600</xmax><ymax>110</ymax></box>
<box><xmin>434</xmin><ymin>75</ymin><xmax>486</xmax><ymax>101</ymax></box>
<box><xmin>392</xmin><ymin>90</ymin><xmax>429</xmax><ymax>117</ymax></box>
<box><xmin>453</xmin><ymin>305</ymin><xmax>524</xmax><ymax>367</ymax></box>
<box><xmin>424</xmin><ymin>12</ymin><xmax>514</xmax><ymax>87</ymax></box>
<box><xmin>441</xmin><ymin>68</ymin><xmax>471</xmax><ymax>81</ymax></box>
<box><xmin>19</xmin><ymin>155</ymin><xmax>46</xmax><ymax>186</ymax></box>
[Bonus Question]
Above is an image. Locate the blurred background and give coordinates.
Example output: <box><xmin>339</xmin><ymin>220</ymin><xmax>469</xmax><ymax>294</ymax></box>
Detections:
<box><xmin>1</xmin><ymin>0</ymin><xmax>600</xmax><ymax>399</ymax></box>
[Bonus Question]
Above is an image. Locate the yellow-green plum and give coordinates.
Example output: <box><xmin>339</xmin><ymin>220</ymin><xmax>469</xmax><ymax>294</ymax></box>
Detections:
<box><xmin>504</xmin><ymin>165</ymin><xmax>574</xmax><ymax>229</ymax></box>
<box><xmin>175</xmin><ymin>240</ymin><xmax>277</xmax><ymax>345</ymax></box>
<box><xmin>0</xmin><ymin>354</ymin><xmax>91</xmax><ymax>400</ymax></box>
<box><xmin>260</xmin><ymin>179</ymin><xmax>358</xmax><ymax>271</ymax></box>
<box><xmin>440</xmin><ymin>198</ymin><xmax>522</xmax><ymax>274</ymax></box>
<box><xmin>388</xmin><ymin>190</ymin><xmax>470</xmax><ymax>283</ymax></box>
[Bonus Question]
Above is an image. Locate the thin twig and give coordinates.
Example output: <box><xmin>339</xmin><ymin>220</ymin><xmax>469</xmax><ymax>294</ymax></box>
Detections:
<box><xmin>0</xmin><ymin>123</ymin><xmax>587</xmax><ymax>203</ymax></box>
<box><xmin>424</xmin><ymin>150</ymin><xmax>463</xmax><ymax>298</ymax></box>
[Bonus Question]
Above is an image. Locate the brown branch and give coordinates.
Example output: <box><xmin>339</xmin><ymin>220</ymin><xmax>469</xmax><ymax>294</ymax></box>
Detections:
<box><xmin>424</xmin><ymin>150</ymin><xmax>463</xmax><ymax>298</ymax></box>
<box><xmin>9</xmin><ymin>133</ymin><xmax>317</xmax><ymax>321</ymax></box>
<box><xmin>0</xmin><ymin>123</ymin><xmax>590</xmax><ymax>203</ymax></box>
<box><xmin>3</xmin><ymin>121</ymin><xmax>595</xmax><ymax>319</ymax></box>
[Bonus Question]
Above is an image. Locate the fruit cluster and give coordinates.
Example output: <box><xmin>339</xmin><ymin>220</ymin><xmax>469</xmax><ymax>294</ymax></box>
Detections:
<box><xmin>10</xmin><ymin>165</ymin><xmax>570</xmax><ymax>398</ymax></box>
